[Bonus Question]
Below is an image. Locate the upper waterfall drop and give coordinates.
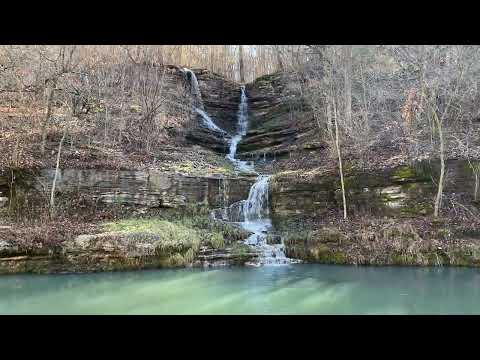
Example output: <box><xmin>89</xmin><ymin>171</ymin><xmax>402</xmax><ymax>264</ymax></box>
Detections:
<box><xmin>182</xmin><ymin>68</ymin><xmax>204</xmax><ymax>110</ymax></box>
<box><xmin>226</xmin><ymin>86</ymin><xmax>255</xmax><ymax>173</ymax></box>
<box><xmin>182</xmin><ymin>68</ymin><xmax>224</xmax><ymax>134</ymax></box>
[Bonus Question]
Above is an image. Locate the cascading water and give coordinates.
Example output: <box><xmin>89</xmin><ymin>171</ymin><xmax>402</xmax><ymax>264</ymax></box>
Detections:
<box><xmin>182</xmin><ymin>68</ymin><xmax>204</xmax><ymax>110</ymax></box>
<box><xmin>184</xmin><ymin>76</ymin><xmax>293</xmax><ymax>265</ymax></box>
<box><xmin>182</xmin><ymin>68</ymin><xmax>225</xmax><ymax>134</ymax></box>
<box><xmin>217</xmin><ymin>86</ymin><xmax>293</xmax><ymax>266</ymax></box>
<box><xmin>238</xmin><ymin>175</ymin><xmax>290</xmax><ymax>266</ymax></box>
<box><xmin>195</xmin><ymin>108</ymin><xmax>226</xmax><ymax>134</ymax></box>
<box><xmin>226</xmin><ymin>86</ymin><xmax>255</xmax><ymax>173</ymax></box>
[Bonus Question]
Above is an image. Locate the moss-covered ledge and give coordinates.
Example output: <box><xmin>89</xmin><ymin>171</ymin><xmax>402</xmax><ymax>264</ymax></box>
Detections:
<box><xmin>277</xmin><ymin>217</ymin><xmax>480</xmax><ymax>267</ymax></box>
<box><xmin>0</xmin><ymin>215</ymin><xmax>257</xmax><ymax>275</ymax></box>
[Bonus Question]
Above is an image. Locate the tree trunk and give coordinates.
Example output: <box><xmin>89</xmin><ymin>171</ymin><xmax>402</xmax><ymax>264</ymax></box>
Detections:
<box><xmin>223</xmin><ymin>45</ymin><xmax>228</xmax><ymax>72</ymax></box>
<box><xmin>274</xmin><ymin>46</ymin><xmax>284</xmax><ymax>71</ymax></box>
<box><xmin>432</xmin><ymin>109</ymin><xmax>445</xmax><ymax>218</ymax></box>
<box><xmin>333</xmin><ymin>95</ymin><xmax>347</xmax><ymax>219</ymax></box>
<box><xmin>469</xmin><ymin>161</ymin><xmax>480</xmax><ymax>202</ymax></box>
<box><xmin>475</xmin><ymin>172</ymin><xmax>479</xmax><ymax>201</ymax></box>
<box><xmin>50</xmin><ymin>129</ymin><xmax>66</xmax><ymax>216</ymax></box>
<box><xmin>41</xmin><ymin>78</ymin><xmax>57</xmax><ymax>155</ymax></box>
<box><xmin>209</xmin><ymin>46</ymin><xmax>215</xmax><ymax>73</ymax></box>
<box><xmin>343</xmin><ymin>45</ymin><xmax>353</xmax><ymax>131</ymax></box>
<box><xmin>239</xmin><ymin>45</ymin><xmax>245</xmax><ymax>83</ymax></box>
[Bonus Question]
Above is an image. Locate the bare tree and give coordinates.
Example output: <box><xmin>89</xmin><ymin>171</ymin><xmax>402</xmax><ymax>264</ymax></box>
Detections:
<box><xmin>422</xmin><ymin>46</ymin><xmax>469</xmax><ymax>217</ymax></box>
<box><xmin>238</xmin><ymin>45</ymin><xmax>245</xmax><ymax>83</ymax></box>
<box><xmin>302</xmin><ymin>46</ymin><xmax>348</xmax><ymax>219</ymax></box>
<box><xmin>273</xmin><ymin>45</ymin><xmax>285</xmax><ymax>71</ymax></box>
<box><xmin>137</xmin><ymin>64</ymin><xmax>167</xmax><ymax>152</ymax></box>
<box><xmin>37</xmin><ymin>46</ymin><xmax>79</xmax><ymax>155</ymax></box>
<box><xmin>343</xmin><ymin>45</ymin><xmax>353</xmax><ymax>130</ymax></box>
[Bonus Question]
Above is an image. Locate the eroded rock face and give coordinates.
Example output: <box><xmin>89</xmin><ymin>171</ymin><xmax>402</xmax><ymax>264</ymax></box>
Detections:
<box><xmin>185</xmin><ymin>126</ymin><xmax>230</xmax><ymax>153</ymax></box>
<box><xmin>182</xmin><ymin>70</ymin><xmax>312</xmax><ymax>158</ymax></box>
<box><xmin>236</xmin><ymin>72</ymin><xmax>313</xmax><ymax>161</ymax></box>
<box><xmin>196</xmin><ymin>70</ymin><xmax>241</xmax><ymax>135</ymax></box>
<box><xmin>185</xmin><ymin>69</ymin><xmax>242</xmax><ymax>152</ymax></box>
<box><xmin>3</xmin><ymin>169</ymin><xmax>255</xmax><ymax>210</ymax></box>
<box><xmin>194</xmin><ymin>242</ymin><xmax>259</xmax><ymax>267</ymax></box>
<box><xmin>270</xmin><ymin>160</ymin><xmax>479</xmax><ymax>221</ymax></box>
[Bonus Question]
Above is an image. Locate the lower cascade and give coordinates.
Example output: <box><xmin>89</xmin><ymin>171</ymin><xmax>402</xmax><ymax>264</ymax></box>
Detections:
<box><xmin>238</xmin><ymin>175</ymin><xmax>292</xmax><ymax>266</ymax></box>
<box><xmin>213</xmin><ymin>85</ymin><xmax>295</xmax><ymax>266</ymax></box>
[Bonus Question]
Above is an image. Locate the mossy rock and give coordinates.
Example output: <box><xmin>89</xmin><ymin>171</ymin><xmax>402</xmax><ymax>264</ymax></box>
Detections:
<box><xmin>308</xmin><ymin>244</ymin><xmax>348</xmax><ymax>264</ymax></box>
<box><xmin>391</xmin><ymin>166</ymin><xmax>417</xmax><ymax>182</ymax></box>
<box><xmin>399</xmin><ymin>202</ymin><xmax>433</xmax><ymax>217</ymax></box>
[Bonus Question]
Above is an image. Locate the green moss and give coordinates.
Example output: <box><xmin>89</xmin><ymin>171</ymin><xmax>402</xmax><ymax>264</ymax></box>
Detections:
<box><xmin>456</xmin><ymin>228</ymin><xmax>480</xmax><ymax>239</ymax></box>
<box><xmin>231</xmin><ymin>242</ymin><xmax>251</xmax><ymax>258</ymax></box>
<box><xmin>202</xmin><ymin>231</ymin><xmax>225</xmax><ymax>249</ymax></box>
<box><xmin>399</xmin><ymin>203</ymin><xmax>433</xmax><ymax>217</ymax></box>
<box><xmin>170</xmin><ymin>160</ymin><xmax>235</xmax><ymax>176</ymax></box>
<box><xmin>391</xmin><ymin>166</ymin><xmax>416</xmax><ymax>182</ymax></box>
<box><xmin>100</xmin><ymin>208</ymin><xmax>252</xmax><ymax>267</ymax></box>
<box><xmin>103</xmin><ymin>218</ymin><xmax>202</xmax><ymax>255</ymax></box>
<box><xmin>309</xmin><ymin>244</ymin><xmax>347</xmax><ymax>264</ymax></box>
<box><xmin>129</xmin><ymin>104</ymin><xmax>142</xmax><ymax>113</ymax></box>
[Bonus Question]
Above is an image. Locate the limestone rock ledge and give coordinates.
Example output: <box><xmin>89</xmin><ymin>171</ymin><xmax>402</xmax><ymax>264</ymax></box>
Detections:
<box><xmin>0</xmin><ymin>232</ymin><xmax>259</xmax><ymax>275</ymax></box>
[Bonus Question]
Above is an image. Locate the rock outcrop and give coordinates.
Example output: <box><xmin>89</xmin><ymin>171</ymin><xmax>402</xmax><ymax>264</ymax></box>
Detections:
<box><xmin>270</xmin><ymin>160</ymin><xmax>477</xmax><ymax>220</ymax></box>
<box><xmin>236</xmin><ymin>72</ymin><xmax>313</xmax><ymax>161</ymax></box>
<box><xmin>0</xmin><ymin>231</ymin><xmax>259</xmax><ymax>274</ymax></box>
<box><xmin>185</xmin><ymin>69</ymin><xmax>242</xmax><ymax>153</ymax></box>
<box><xmin>2</xmin><ymin>169</ymin><xmax>255</xmax><ymax>210</ymax></box>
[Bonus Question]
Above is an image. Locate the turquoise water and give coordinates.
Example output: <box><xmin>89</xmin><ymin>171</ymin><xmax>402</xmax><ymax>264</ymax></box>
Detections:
<box><xmin>1</xmin><ymin>264</ymin><xmax>480</xmax><ymax>314</ymax></box>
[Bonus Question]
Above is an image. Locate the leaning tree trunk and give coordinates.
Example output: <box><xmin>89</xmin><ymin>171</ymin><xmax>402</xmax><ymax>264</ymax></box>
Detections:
<box><xmin>475</xmin><ymin>171</ymin><xmax>479</xmax><ymax>202</ymax></box>
<box><xmin>432</xmin><ymin>110</ymin><xmax>445</xmax><ymax>218</ymax></box>
<box><xmin>50</xmin><ymin>129</ymin><xmax>66</xmax><ymax>217</ymax></box>
<box><xmin>333</xmin><ymin>95</ymin><xmax>347</xmax><ymax>220</ymax></box>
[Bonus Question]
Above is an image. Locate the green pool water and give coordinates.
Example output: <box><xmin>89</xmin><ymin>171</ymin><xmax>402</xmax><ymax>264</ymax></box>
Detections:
<box><xmin>1</xmin><ymin>264</ymin><xmax>480</xmax><ymax>314</ymax></box>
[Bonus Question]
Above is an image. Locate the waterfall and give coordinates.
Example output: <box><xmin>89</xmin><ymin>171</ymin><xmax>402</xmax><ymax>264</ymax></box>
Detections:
<box><xmin>242</xmin><ymin>175</ymin><xmax>270</xmax><ymax>221</ymax></box>
<box><xmin>195</xmin><ymin>108</ymin><xmax>226</xmax><ymax>134</ymax></box>
<box><xmin>225</xmin><ymin>86</ymin><xmax>255</xmax><ymax>173</ymax></box>
<box><xmin>182</xmin><ymin>78</ymin><xmax>294</xmax><ymax>265</ymax></box>
<box><xmin>182</xmin><ymin>68</ymin><xmax>225</xmax><ymax>134</ymax></box>
<box><xmin>217</xmin><ymin>86</ymin><xmax>293</xmax><ymax>266</ymax></box>
<box><xmin>237</xmin><ymin>175</ymin><xmax>290</xmax><ymax>265</ymax></box>
<box><xmin>182</xmin><ymin>68</ymin><xmax>204</xmax><ymax>110</ymax></box>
